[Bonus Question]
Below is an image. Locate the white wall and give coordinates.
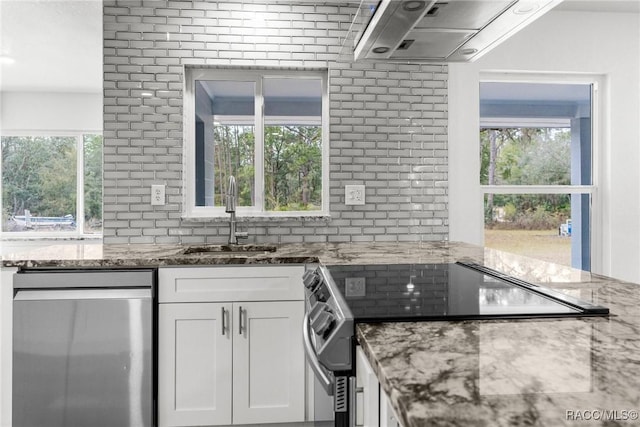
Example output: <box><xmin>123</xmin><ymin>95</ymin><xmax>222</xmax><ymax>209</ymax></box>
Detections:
<box><xmin>449</xmin><ymin>10</ymin><xmax>640</xmax><ymax>282</ymax></box>
<box><xmin>0</xmin><ymin>91</ymin><xmax>102</xmax><ymax>132</ymax></box>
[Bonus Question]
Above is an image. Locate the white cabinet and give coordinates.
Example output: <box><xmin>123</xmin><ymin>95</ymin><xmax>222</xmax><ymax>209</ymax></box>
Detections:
<box><xmin>158</xmin><ymin>266</ymin><xmax>303</xmax><ymax>303</ymax></box>
<box><xmin>158</xmin><ymin>265</ymin><xmax>305</xmax><ymax>427</ymax></box>
<box><xmin>356</xmin><ymin>346</ymin><xmax>380</xmax><ymax>427</ymax></box>
<box><xmin>232</xmin><ymin>301</ymin><xmax>304</xmax><ymax>424</ymax></box>
<box><xmin>379</xmin><ymin>392</ymin><xmax>402</xmax><ymax>427</ymax></box>
<box><xmin>356</xmin><ymin>345</ymin><xmax>403</xmax><ymax>427</ymax></box>
<box><xmin>159</xmin><ymin>303</ymin><xmax>232</xmax><ymax>426</ymax></box>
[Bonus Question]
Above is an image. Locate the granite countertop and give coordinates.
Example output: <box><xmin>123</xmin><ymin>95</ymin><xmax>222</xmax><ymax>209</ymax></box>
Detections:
<box><xmin>0</xmin><ymin>241</ymin><xmax>484</xmax><ymax>268</ymax></box>
<box><xmin>1</xmin><ymin>242</ymin><xmax>318</xmax><ymax>268</ymax></box>
<box><xmin>2</xmin><ymin>241</ymin><xmax>639</xmax><ymax>426</ymax></box>
<box><xmin>356</xmin><ymin>254</ymin><xmax>640</xmax><ymax>427</ymax></box>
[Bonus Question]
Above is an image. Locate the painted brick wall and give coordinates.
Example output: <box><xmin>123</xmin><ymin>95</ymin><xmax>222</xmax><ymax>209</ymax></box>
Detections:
<box><xmin>102</xmin><ymin>0</ymin><xmax>448</xmax><ymax>244</ymax></box>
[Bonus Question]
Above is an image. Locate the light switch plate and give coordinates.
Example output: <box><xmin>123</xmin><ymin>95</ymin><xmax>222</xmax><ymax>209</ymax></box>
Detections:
<box><xmin>151</xmin><ymin>185</ymin><xmax>165</xmax><ymax>206</ymax></box>
<box><xmin>345</xmin><ymin>184</ymin><xmax>365</xmax><ymax>205</ymax></box>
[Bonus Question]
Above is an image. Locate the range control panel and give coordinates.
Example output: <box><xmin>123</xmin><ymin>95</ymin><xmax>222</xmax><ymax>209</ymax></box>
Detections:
<box><xmin>302</xmin><ymin>266</ymin><xmax>354</xmax><ymax>372</ymax></box>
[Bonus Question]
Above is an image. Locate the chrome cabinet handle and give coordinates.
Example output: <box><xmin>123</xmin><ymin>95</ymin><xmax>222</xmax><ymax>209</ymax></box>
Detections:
<box><xmin>221</xmin><ymin>306</ymin><xmax>227</xmax><ymax>335</ymax></box>
<box><xmin>354</xmin><ymin>383</ymin><xmax>365</xmax><ymax>427</ymax></box>
<box><xmin>13</xmin><ymin>288</ymin><xmax>151</xmax><ymax>301</ymax></box>
<box><xmin>238</xmin><ymin>306</ymin><xmax>244</xmax><ymax>335</ymax></box>
<box><xmin>349</xmin><ymin>377</ymin><xmax>358</xmax><ymax>427</ymax></box>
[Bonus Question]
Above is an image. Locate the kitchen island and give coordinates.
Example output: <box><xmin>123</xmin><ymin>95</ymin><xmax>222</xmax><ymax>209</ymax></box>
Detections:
<box><xmin>354</xmin><ymin>252</ymin><xmax>640</xmax><ymax>427</ymax></box>
<box><xmin>2</xmin><ymin>241</ymin><xmax>639</xmax><ymax>426</ymax></box>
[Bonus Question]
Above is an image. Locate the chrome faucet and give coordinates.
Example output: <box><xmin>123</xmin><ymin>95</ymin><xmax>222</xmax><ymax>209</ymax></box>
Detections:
<box><xmin>225</xmin><ymin>176</ymin><xmax>248</xmax><ymax>245</ymax></box>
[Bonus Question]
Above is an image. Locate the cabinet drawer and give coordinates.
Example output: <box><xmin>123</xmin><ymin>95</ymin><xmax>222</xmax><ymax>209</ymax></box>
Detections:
<box><xmin>159</xmin><ymin>265</ymin><xmax>304</xmax><ymax>303</ymax></box>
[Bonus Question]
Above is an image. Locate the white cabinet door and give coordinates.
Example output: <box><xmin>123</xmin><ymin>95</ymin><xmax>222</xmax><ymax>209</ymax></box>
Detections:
<box><xmin>159</xmin><ymin>303</ymin><xmax>233</xmax><ymax>427</ymax></box>
<box><xmin>232</xmin><ymin>301</ymin><xmax>305</xmax><ymax>424</ymax></box>
<box><xmin>380</xmin><ymin>392</ymin><xmax>402</xmax><ymax>427</ymax></box>
<box><xmin>356</xmin><ymin>346</ymin><xmax>380</xmax><ymax>427</ymax></box>
<box><xmin>158</xmin><ymin>266</ymin><xmax>304</xmax><ymax>303</ymax></box>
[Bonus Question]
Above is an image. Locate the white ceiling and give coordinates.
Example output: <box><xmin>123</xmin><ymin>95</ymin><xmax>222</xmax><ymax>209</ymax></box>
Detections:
<box><xmin>556</xmin><ymin>0</ymin><xmax>640</xmax><ymax>13</ymax></box>
<box><xmin>0</xmin><ymin>0</ymin><xmax>102</xmax><ymax>93</ymax></box>
<box><xmin>0</xmin><ymin>0</ymin><xmax>638</xmax><ymax>94</ymax></box>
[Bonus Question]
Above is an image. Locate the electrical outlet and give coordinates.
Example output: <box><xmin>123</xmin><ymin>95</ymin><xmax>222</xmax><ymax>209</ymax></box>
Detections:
<box><xmin>345</xmin><ymin>185</ymin><xmax>365</xmax><ymax>205</ymax></box>
<box><xmin>151</xmin><ymin>185</ymin><xmax>165</xmax><ymax>206</ymax></box>
<box><xmin>345</xmin><ymin>277</ymin><xmax>366</xmax><ymax>297</ymax></box>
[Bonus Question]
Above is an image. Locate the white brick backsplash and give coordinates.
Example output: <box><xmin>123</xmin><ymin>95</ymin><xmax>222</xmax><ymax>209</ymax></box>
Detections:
<box><xmin>103</xmin><ymin>0</ymin><xmax>448</xmax><ymax>244</ymax></box>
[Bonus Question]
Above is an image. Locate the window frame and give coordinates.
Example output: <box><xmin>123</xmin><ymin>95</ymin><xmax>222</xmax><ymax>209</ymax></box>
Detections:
<box><xmin>183</xmin><ymin>68</ymin><xmax>330</xmax><ymax>219</ymax></box>
<box><xmin>0</xmin><ymin>129</ymin><xmax>103</xmax><ymax>239</ymax></box>
<box><xmin>477</xmin><ymin>72</ymin><xmax>603</xmax><ymax>271</ymax></box>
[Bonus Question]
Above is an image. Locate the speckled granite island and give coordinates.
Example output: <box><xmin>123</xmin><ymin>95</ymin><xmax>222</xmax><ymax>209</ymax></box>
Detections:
<box><xmin>3</xmin><ymin>241</ymin><xmax>640</xmax><ymax>426</ymax></box>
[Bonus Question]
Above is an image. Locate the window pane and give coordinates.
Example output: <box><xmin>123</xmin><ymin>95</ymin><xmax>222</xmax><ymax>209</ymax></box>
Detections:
<box><xmin>484</xmin><ymin>193</ymin><xmax>590</xmax><ymax>270</ymax></box>
<box><xmin>84</xmin><ymin>134</ymin><xmax>103</xmax><ymax>234</ymax></box>
<box><xmin>480</xmin><ymin>128</ymin><xmax>573</xmax><ymax>185</ymax></box>
<box><xmin>479</xmin><ymin>82</ymin><xmax>592</xmax><ymax>186</ymax></box>
<box><xmin>212</xmin><ymin>124</ymin><xmax>255</xmax><ymax>207</ymax></box>
<box><xmin>264</xmin><ymin>125</ymin><xmax>322</xmax><ymax>211</ymax></box>
<box><xmin>2</xmin><ymin>136</ymin><xmax>77</xmax><ymax>233</ymax></box>
<box><xmin>263</xmin><ymin>78</ymin><xmax>322</xmax><ymax>211</ymax></box>
<box><xmin>195</xmin><ymin>80</ymin><xmax>256</xmax><ymax>207</ymax></box>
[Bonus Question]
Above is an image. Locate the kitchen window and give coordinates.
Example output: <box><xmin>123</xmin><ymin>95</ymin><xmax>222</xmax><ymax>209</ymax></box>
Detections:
<box><xmin>0</xmin><ymin>132</ymin><xmax>103</xmax><ymax>237</ymax></box>
<box><xmin>480</xmin><ymin>78</ymin><xmax>597</xmax><ymax>271</ymax></box>
<box><xmin>184</xmin><ymin>69</ymin><xmax>329</xmax><ymax>218</ymax></box>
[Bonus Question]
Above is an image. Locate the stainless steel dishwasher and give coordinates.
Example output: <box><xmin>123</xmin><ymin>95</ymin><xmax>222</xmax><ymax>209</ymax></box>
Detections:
<box><xmin>12</xmin><ymin>269</ymin><xmax>156</xmax><ymax>427</ymax></box>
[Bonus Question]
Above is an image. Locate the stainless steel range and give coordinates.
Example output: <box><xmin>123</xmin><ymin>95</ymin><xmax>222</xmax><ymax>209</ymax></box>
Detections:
<box><xmin>302</xmin><ymin>261</ymin><xmax>609</xmax><ymax>427</ymax></box>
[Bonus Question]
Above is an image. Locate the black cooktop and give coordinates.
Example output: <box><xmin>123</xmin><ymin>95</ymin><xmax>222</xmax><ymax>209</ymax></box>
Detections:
<box><xmin>325</xmin><ymin>261</ymin><xmax>609</xmax><ymax>322</ymax></box>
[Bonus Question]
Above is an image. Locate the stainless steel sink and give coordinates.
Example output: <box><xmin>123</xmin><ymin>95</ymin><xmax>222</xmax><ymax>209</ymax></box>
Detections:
<box><xmin>181</xmin><ymin>244</ymin><xmax>277</xmax><ymax>255</ymax></box>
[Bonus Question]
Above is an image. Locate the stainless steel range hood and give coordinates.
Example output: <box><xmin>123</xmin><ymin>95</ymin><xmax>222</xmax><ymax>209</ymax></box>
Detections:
<box><xmin>353</xmin><ymin>0</ymin><xmax>563</xmax><ymax>62</ymax></box>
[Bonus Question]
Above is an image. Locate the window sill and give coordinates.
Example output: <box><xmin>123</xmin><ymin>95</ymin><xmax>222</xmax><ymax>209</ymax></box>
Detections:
<box><xmin>0</xmin><ymin>235</ymin><xmax>102</xmax><ymax>242</ymax></box>
<box><xmin>181</xmin><ymin>214</ymin><xmax>331</xmax><ymax>223</ymax></box>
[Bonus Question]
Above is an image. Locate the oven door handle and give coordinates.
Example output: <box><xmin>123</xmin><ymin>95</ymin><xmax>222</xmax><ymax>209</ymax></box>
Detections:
<box><xmin>303</xmin><ymin>312</ymin><xmax>334</xmax><ymax>396</ymax></box>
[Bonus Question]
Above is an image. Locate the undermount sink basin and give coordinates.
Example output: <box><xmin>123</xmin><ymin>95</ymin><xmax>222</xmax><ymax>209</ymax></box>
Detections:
<box><xmin>181</xmin><ymin>244</ymin><xmax>277</xmax><ymax>255</ymax></box>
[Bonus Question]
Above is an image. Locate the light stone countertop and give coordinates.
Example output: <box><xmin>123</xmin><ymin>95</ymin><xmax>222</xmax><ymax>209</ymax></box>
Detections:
<box><xmin>2</xmin><ymin>241</ymin><xmax>638</xmax><ymax>427</ymax></box>
<box><xmin>1</xmin><ymin>241</ymin><xmax>482</xmax><ymax>268</ymax></box>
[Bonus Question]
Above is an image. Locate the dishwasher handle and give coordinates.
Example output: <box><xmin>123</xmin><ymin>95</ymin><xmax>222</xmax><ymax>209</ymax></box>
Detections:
<box><xmin>14</xmin><ymin>288</ymin><xmax>152</xmax><ymax>301</ymax></box>
<box><xmin>13</xmin><ymin>269</ymin><xmax>154</xmax><ymax>290</ymax></box>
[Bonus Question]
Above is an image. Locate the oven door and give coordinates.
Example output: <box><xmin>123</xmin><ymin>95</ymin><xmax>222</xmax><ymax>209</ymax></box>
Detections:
<box><xmin>312</xmin><ymin>375</ymin><xmax>335</xmax><ymax>426</ymax></box>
